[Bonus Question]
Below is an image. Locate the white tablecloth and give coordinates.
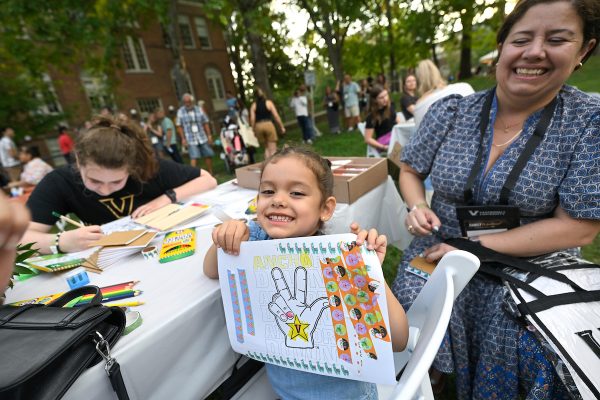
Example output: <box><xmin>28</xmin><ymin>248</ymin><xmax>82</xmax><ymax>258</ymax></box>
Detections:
<box><xmin>389</xmin><ymin>122</ymin><xmax>416</xmax><ymax>153</ymax></box>
<box><xmin>4</xmin><ymin>178</ymin><xmax>410</xmax><ymax>399</ymax></box>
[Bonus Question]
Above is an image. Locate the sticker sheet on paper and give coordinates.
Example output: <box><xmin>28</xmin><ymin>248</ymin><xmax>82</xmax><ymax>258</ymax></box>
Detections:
<box><xmin>218</xmin><ymin>233</ymin><xmax>395</xmax><ymax>385</ymax></box>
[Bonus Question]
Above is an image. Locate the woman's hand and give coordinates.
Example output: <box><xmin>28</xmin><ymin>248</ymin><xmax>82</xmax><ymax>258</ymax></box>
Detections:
<box><xmin>131</xmin><ymin>195</ymin><xmax>171</xmax><ymax>219</ymax></box>
<box><xmin>405</xmin><ymin>204</ymin><xmax>442</xmax><ymax>236</ymax></box>
<box><xmin>350</xmin><ymin>222</ymin><xmax>387</xmax><ymax>265</ymax></box>
<box><xmin>59</xmin><ymin>225</ymin><xmax>104</xmax><ymax>253</ymax></box>
<box><xmin>422</xmin><ymin>242</ymin><xmax>457</xmax><ymax>263</ymax></box>
<box><xmin>0</xmin><ymin>194</ymin><xmax>30</xmax><ymax>294</ymax></box>
<box><xmin>212</xmin><ymin>220</ymin><xmax>250</xmax><ymax>256</ymax></box>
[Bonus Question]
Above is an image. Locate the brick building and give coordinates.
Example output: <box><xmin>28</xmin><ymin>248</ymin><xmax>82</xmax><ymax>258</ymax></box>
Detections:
<box><xmin>45</xmin><ymin>1</ymin><xmax>235</xmax><ymax>128</ymax></box>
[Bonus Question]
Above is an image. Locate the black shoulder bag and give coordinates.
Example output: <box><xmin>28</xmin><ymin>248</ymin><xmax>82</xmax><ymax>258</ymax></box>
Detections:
<box><xmin>0</xmin><ymin>286</ymin><xmax>129</xmax><ymax>400</ymax></box>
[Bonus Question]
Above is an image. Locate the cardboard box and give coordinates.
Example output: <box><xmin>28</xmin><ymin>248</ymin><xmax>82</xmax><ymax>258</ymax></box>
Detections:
<box><xmin>235</xmin><ymin>157</ymin><xmax>388</xmax><ymax>204</ymax></box>
<box><xmin>235</xmin><ymin>163</ymin><xmax>263</xmax><ymax>190</ymax></box>
<box><xmin>328</xmin><ymin>157</ymin><xmax>388</xmax><ymax>204</ymax></box>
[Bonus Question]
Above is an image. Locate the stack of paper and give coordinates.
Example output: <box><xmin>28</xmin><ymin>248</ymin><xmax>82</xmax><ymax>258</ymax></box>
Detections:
<box><xmin>90</xmin><ymin>230</ymin><xmax>158</xmax><ymax>270</ymax></box>
<box><xmin>134</xmin><ymin>203</ymin><xmax>211</xmax><ymax>231</ymax></box>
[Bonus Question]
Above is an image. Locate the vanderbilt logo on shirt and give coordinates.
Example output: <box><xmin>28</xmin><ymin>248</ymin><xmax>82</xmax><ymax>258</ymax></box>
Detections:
<box><xmin>99</xmin><ymin>195</ymin><xmax>135</xmax><ymax>219</ymax></box>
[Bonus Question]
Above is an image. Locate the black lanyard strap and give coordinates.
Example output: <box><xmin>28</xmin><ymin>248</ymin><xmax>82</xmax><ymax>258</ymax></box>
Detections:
<box><xmin>463</xmin><ymin>88</ymin><xmax>558</xmax><ymax>205</ymax></box>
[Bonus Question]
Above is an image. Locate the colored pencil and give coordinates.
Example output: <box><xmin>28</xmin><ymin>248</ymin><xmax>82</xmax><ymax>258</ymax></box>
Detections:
<box><xmin>51</xmin><ymin>211</ymin><xmax>84</xmax><ymax>228</ymax></box>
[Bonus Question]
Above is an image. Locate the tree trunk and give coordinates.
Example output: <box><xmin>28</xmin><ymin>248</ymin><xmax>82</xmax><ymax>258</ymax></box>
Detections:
<box><xmin>431</xmin><ymin>43</ymin><xmax>439</xmax><ymax>67</ymax></box>
<box><xmin>240</xmin><ymin>9</ymin><xmax>273</xmax><ymax>99</ymax></box>
<box><xmin>385</xmin><ymin>0</ymin><xmax>396</xmax><ymax>91</ymax></box>
<box><xmin>167</xmin><ymin>0</ymin><xmax>189</xmax><ymax>101</ymax></box>
<box><xmin>225</xmin><ymin>24</ymin><xmax>247</xmax><ymax>105</ymax></box>
<box><xmin>459</xmin><ymin>8</ymin><xmax>474</xmax><ymax>80</ymax></box>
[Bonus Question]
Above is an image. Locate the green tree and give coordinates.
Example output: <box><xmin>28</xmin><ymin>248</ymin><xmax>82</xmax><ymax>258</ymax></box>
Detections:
<box><xmin>296</xmin><ymin>0</ymin><xmax>367</xmax><ymax>82</ymax></box>
<box><xmin>0</xmin><ymin>0</ymin><xmax>161</xmax><ymax>135</ymax></box>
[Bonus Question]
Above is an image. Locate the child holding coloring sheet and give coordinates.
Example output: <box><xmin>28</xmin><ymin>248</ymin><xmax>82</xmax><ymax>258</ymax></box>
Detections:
<box><xmin>204</xmin><ymin>147</ymin><xmax>408</xmax><ymax>399</ymax></box>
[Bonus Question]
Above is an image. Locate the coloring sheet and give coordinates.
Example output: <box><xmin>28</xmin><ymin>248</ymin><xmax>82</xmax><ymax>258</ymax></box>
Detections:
<box><xmin>218</xmin><ymin>233</ymin><xmax>396</xmax><ymax>385</ymax></box>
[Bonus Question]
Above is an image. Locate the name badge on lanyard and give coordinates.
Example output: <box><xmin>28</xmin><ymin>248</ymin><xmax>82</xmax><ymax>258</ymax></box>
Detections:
<box><xmin>457</xmin><ymin>87</ymin><xmax>557</xmax><ymax>238</ymax></box>
<box><xmin>456</xmin><ymin>205</ymin><xmax>520</xmax><ymax>238</ymax></box>
<box><xmin>191</xmin><ymin>124</ymin><xmax>199</xmax><ymax>133</ymax></box>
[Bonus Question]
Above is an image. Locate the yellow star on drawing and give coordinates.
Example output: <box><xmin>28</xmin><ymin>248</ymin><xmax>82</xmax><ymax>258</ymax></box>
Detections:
<box><xmin>286</xmin><ymin>315</ymin><xmax>310</xmax><ymax>342</ymax></box>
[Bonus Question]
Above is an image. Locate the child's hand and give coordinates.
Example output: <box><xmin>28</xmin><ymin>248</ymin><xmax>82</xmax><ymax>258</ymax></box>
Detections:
<box><xmin>212</xmin><ymin>219</ymin><xmax>249</xmax><ymax>256</ymax></box>
<box><xmin>350</xmin><ymin>222</ymin><xmax>387</xmax><ymax>265</ymax></box>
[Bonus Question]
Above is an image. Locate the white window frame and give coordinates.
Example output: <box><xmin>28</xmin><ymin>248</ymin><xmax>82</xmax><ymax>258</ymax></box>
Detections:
<box><xmin>36</xmin><ymin>74</ymin><xmax>63</xmax><ymax>115</ymax></box>
<box><xmin>80</xmin><ymin>72</ymin><xmax>115</xmax><ymax>113</ymax></box>
<box><xmin>205</xmin><ymin>67</ymin><xmax>226</xmax><ymax>111</ymax></box>
<box><xmin>123</xmin><ymin>36</ymin><xmax>151</xmax><ymax>72</ymax></box>
<box><xmin>194</xmin><ymin>17</ymin><xmax>212</xmax><ymax>49</ymax></box>
<box><xmin>137</xmin><ymin>98</ymin><xmax>163</xmax><ymax>115</ymax></box>
<box><xmin>178</xmin><ymin>15</ymin><xmax>196</xmax><ymax>49</ymax></box>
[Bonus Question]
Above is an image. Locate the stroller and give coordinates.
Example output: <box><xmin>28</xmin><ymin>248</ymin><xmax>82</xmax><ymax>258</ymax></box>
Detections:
<box><xmin>219</xmin><ymin>115</ymin><xmax>250</xmax><ymax>174</ymax></box>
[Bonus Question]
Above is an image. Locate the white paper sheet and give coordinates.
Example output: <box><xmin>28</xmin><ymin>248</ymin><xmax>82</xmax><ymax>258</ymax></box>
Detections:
<box><xmin>218</xmin><ymin>233</ymin><xmax>396</xmax><ymax>385</ymax></box>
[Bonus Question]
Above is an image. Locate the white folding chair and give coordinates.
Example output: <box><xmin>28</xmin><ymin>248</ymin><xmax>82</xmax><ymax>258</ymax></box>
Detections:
<box><xmin>379</xmin><ymin>250</ymin><xmax>480</xmax><ymax>400</ymax></box>
<box><xmin>358</xmin><ymin>121</ymin><xmax>383</xmax><ymax>158</ymax></box>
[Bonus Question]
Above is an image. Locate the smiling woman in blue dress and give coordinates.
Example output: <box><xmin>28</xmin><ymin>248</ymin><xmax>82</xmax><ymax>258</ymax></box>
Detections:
<box><xmin>394</xmin><ymin>0</ymin><xmax>600</xmax><ymax>398</ymax></box>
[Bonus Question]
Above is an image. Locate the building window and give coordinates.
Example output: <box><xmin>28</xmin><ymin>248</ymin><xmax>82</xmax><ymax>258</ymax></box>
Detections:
<box><xmin>80</xmin><ymin>73</ymin><xmax>114</xmax><ymax>113</ymax></box>
<box><xmin>122</xmin><ymin>36</ymin><xmax>150</xmax><ymax>72</ymax></box>
<box><xmin>171</xmin><ymin>68</ymin><xmax>194</xmax><ymax>102</ymax></box>
<box><xmin>194</xmin><ymin>17</ymin><xmax>211</xmax><ymax>49</ymax></box>
<box><xmin>137</xmin><ymin>98</ymin><xmax>162</xmax><ymax>114</ymax></box>
<box><xmin>178</xmin><ymin>0</ymin><xmax>202</xmax><ymax>6</ymax></box>
<box><xmin>178</xmin><ymin>16</ymin><xmax>195</xmax><ymax>49</ymax></box>
<box><xmin>161</xmin><ymin>24</ymin><xmax>172</xmax><ymax>48</ymax></box>
<box><xmin>205</xmin><ymin>67</ymin><xmax>226</xmax><ymax>111</ymax></box>
<box><xmin>35</xmin><ymin>74</ymin><xmax>63</xmax><ymax>115</ymax></box>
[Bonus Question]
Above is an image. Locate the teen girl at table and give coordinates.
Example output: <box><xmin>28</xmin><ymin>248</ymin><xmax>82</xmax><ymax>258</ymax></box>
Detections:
<box><xmin>204</xmin><ymin>147</ymin><xmax>408</xmax><ymax>399</ymax></box>
<box><xmin>22</xmin><ymin>116</ymin><xmax>217</xmax><ymax>254</ymax></box>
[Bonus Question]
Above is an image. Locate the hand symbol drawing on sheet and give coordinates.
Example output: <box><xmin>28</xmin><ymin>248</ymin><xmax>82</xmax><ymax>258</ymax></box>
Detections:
<box><xmin>269</xmin><ymin>267</ymin><xmax>329</xmax><ymax>349</ymax></box>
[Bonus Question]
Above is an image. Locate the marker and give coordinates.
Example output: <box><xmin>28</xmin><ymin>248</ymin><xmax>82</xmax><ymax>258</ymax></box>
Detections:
<box><xmin>52</xmin><ymin>211</ymin><xmax>84</xmax><ymax>228</ymax></box>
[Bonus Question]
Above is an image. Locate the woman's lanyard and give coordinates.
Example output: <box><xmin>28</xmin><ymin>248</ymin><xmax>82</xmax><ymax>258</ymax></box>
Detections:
<box><xmin>463</xmin><ymin>88</ymin><xmax>558</xmax><ymax>205</ymax></box>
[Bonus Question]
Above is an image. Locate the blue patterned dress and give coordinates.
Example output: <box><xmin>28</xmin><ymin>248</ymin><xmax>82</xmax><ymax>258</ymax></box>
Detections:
<box><xmin>392</xmin><ymin>86</ymin><xmax>600</xmax><ymax>399</ymax></box>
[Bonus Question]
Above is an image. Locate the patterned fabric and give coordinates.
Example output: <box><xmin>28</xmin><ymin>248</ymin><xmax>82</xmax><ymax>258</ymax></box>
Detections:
<box><xmin>247</xmin><ymin>221</ymin><xmax>378</xmax><ymax>400</ymax></box>
<box><xmin>176</xmin><ymin>106</ymin><xmax>209</xmax><ymax>145</ymax></box>
<box><xmin>20</xmin><ymin>158</ymin><xmax>53</xmax><ymax>185</ymax></box>
<box><xmin>393</xmin><ymin>85</ymin><xmax>600</xmax><ymax>399</ymax></box>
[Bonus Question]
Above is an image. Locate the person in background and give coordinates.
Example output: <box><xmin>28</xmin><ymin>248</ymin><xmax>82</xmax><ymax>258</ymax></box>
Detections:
<box><xmin>204</xmin><ymin>147</ymin><xmax>408</xmax><ymax>400</ymax></box>
<box><xmin>22</xmin><ymin>116</ymin><xmax>217</xmax><ymax>254</ymax></box>
<box><xmin>250</xmin><ymin>86</ymin><xmax>285</xmax><ymax>159</ymax></box>
<box><xmin>57</xmin><ymin>126</ymin><xmax>75</xmax><ymax>165</ymax></box>
<box><xmin>0</xmin><ymin>127</ymin><xmax>21</xmax><ymax>182</ymax></box>
<box><xmin>99</xmin><ymin>106</ymin><xmax>113</xmax><ymax>117</ymax></box>
<box><xmin>400</xmin><ymin>74</ymin><xmax>418</xmax><ymax>121</ymax></box>
<box><xmin>358</xmin><ymin>79</ymin><xmax>370</xmax><ymax>118</ymax></box>
<box><xmin>289</xmin><ymin>87</ymin><xmax>314</xmax><ymax>145</ymax></box>
<box><xmin>364</xmin><ymin>85</ymin><xmax>401</xmax><ymax>154</ymax></box>
<box><xmin>395</xmin><ymin>0</ymin><xmax>599</xmax><ymax>397</ymax></box>
<box><xmin>145</xmin><ymin>112</ymin><xmax>166</xmax><ymax>159</ymax></box>
<box><xmin>0</xmin><ymin>191</ymin><xmax>30</xmax><ymax>296</ymax></box>
<box><xmin>323</xmin><ymin>85</ymin><xmax>341</xmax><ymax>134</ymax></box>
<box><xmin>156</xmin><ymin>108</ymin><xmax>183</xmax><ymax>164</ymax></box>
<box><xmin>6</xmin><ymin>146</ymin><xmax>53</xmax><ymax>189</ymax></box>
<box><xmin>413</xmin><ymin>60</ymin><xmax>474</xmax><ymax>127</ymax></box>
<box><xmin>376</xmin><ymin>73</ymin><xmax>388</xmax><ymax>90</ymax></box>
<box><xmin>225</xmin><ymin>90</ymin><xmax>240</xmax><ymax>122</ymax></box>
<box><xmin>342</xmin><ymin>74</ymin><xmax>361</xmax><ymax>131</ymax></box>
<box><xmin>176</xmin><ymin>93</ymin><xmax>214</xmax><ymax>174</ymax></box>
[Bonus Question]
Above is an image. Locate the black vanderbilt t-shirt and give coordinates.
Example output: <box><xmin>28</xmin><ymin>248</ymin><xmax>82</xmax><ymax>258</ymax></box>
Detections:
<box><xmin>365</xmin><ymin>103</ymin><xmax>396</xmax><ymax>139</ymax></box>
<box><xmin>27</xmin><ymin>159</ymin><xmax>201</xmax><ymax>226</ymax></box>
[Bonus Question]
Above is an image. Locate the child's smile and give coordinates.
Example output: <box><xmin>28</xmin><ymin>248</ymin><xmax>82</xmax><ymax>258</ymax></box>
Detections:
<box><xmin>257</xmin><ymin>156</ymin><xmax>334</xmax><ymax>239</ymax></box>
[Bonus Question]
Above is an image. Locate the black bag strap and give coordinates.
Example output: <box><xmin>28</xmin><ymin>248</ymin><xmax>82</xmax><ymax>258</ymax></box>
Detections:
<box><xmin>478</xmin><ymin>263</ymin><xmax>546</xmax><ymax>298</ymax></box>
<box><xmin>107</xmin><ymin>361</ymin><xmax>130</xmax><ymax>400</ymax></box>
<box><xmin>0</xmin><ymin>304</ymin><xmax>42</xmax><ymax>325</ymax></box>
<box><xmin>521</xmin><ymin>290</ymin><xmax>600</xmax><ymax>314</ymax></box>
<box><xmin>446</xmin><ymin>238</ymin><xmax>586</xmax><ymax>291</ymax></box>
<box><xmin>47</xmin><ymin>286</ymin><xmax>103</xmax><ymax>307</ymax></box>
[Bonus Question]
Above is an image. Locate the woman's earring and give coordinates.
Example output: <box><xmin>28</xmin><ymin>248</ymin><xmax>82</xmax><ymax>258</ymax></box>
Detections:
<box><xmin>575</xmin><ymin>62</ymin><xmax>583</xmax><ymax>70</ymax></box>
